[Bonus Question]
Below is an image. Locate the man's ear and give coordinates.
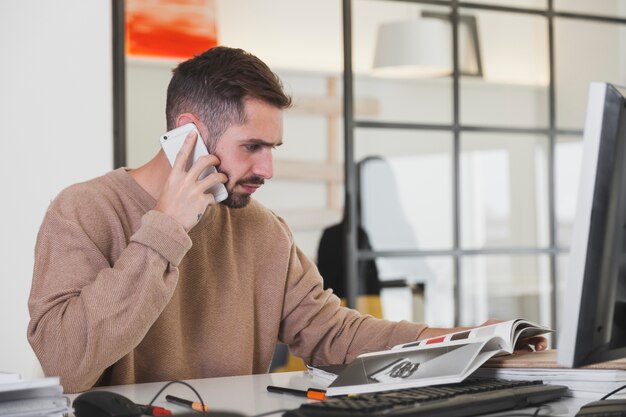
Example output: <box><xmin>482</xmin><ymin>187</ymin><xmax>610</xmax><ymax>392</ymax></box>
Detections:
<box><xmin>175</xmin><ymin>113</ymin><xmax>211</xmax><ymax>150</ymax></box>
<box><xmin>175</xmin><ymin>113</ymin><xmax>199</xmax><ymax>128</ymax></box>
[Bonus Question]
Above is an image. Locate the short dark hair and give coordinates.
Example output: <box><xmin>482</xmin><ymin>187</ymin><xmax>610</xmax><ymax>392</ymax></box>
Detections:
<box><xmin>166</xmin><ymin>46</ymin><xmax>292</xmax><ymax>148</ymax></box>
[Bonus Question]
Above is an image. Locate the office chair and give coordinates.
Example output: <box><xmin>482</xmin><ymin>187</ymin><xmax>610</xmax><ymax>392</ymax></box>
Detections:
<box><xmin>317</xmin><ymin>220</ymin><xmax>384</xmax><ymax>318</ymax></box>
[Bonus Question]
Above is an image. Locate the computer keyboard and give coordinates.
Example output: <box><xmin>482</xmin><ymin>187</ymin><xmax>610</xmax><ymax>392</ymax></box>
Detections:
<box><xmin>283</xmin><ymin>378</ymin><xmax>568</xmax><ymax>417</ymax></box>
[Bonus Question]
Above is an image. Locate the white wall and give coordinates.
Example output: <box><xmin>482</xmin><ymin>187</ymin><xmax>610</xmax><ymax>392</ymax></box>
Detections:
<box><xmin>0</xmin><ymin>0</ymin><xmax>113</xmax><ymax>377</ymax></box>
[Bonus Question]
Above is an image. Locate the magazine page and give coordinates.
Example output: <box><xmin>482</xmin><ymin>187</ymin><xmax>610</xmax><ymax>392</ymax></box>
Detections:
<box><xmin>325</xmin><ymin>340</ymin><xmax>491</xmax><ymax>396</ymax></box>
<box><xmin>319</xmin><ymin>318</ymin><xmax>553</xmax><ymax>396</ymax></box>
<box><xmin>509</xmin><ymin>320</ymin><xmax>553</xmax><ymax>350</ymax></box>
<box><xmin>306</xmin><ymin>364</ymin><xmax>346</xmax><ymax>382</ymax></box>
<box><xmin>391</xmin><ymin>319</ymin><xmax>552</xmax><ymax>354</ymax></box>
<box><xmin>388</xmin><ymin>321</ymin><xmax>513</xmax><ymax>355</ymax></box>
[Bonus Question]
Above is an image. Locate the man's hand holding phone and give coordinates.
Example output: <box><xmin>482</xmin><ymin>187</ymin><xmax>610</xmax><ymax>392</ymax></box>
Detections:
<box><xmin>155</xmin><ymin>130</ymin><xmax>227</xmax><ymax>232</ymax></box>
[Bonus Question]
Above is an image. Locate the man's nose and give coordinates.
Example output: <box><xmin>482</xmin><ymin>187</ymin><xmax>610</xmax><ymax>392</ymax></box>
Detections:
<box><xmin>253</xmin><ymin>150</ymin><xmax>273</xmax><ymax>180</ymax></box>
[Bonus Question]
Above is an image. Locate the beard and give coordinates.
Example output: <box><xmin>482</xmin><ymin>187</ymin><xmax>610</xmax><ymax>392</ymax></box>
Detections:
<box><xmin>220</xmin><ymin>174</ymin><xmax>265</xmax><ymax>209</ymax></box>
<box><xmin>222</xmin><ymin>192</ymin><xmax>251</xmax><ymax>208</ymax></box>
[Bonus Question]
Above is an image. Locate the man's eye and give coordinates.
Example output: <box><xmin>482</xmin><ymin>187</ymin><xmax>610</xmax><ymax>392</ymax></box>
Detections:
<box><xmin>244</xmin><ymin>144</ymin><xmax>261</xmax><ymax>152</ymax></box>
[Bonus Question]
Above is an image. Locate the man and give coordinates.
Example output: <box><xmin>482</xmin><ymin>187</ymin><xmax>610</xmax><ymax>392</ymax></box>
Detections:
<box><xmin>28</xmin><ymin>46</ymin><xmax>546</xmax><ymax>394</ymax></box>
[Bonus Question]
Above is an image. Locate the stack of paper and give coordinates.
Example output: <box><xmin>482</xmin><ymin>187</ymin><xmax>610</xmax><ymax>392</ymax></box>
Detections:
<box><xmin>0</xmin><ymin>373</ymin><xmax>70</xmax><ymax>417</ymax></box>
<box><xmin>474</xmin><ymin>350</ymin><xmax>626</xmax><ymax>400</ymax></box>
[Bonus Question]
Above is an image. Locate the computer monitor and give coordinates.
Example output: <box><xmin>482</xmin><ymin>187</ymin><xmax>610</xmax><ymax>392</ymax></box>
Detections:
<box><xmin>558</xmin><ymin>82</ymin><xmax>626</xmax><ymax>368</ymax></box>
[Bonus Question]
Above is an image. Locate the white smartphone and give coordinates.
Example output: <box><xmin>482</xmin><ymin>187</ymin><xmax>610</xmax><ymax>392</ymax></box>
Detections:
<box><xmin>159</xmin><ymin>123</ymin><xmax>228</xmax><ymax>203</ymax></box>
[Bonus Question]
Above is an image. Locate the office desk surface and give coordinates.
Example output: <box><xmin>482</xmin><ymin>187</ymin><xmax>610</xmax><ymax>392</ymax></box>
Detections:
<box><xmin>66</xmin><ymin>371</ymin><xmax>590</xmax><ymax>417</ymax></box>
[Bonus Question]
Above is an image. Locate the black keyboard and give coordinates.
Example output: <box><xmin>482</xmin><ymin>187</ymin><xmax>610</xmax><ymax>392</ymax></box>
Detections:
<box><xmin>283</xmin><ymin>378</ymin><xmax>568</xmax><ymax>417</ymax></box>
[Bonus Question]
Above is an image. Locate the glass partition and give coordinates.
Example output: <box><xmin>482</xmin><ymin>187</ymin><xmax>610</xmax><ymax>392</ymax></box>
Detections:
<box><xmin>555</xmin><ymin>18</ymin><xmax>626</xmax><ymax>130</ymax></box>
<box><xmin>355</xmin><ymin>129</ymin><xmax>454</xmax><ymax>251</ymax></box>
<box><xmin>460</xmin><ymin>133</ymin><xmax>550</xmax><ymax>249</ymax></box>
<box><xmin>555</xmin><ymin>135</ymin><xmax>583</xmax><ymax>248</ymax></box>
<box><xmin>459</xmin><ymin>11</ymin><xmax>549</xmax><ymax>128</ymax></box>
<box><xmin>554</xmin><ymin>0</ymin><xmax>626</xmax><ymax>18</ymax></box>
<box><xmin>460</xmin><ymin>255</ymin><xmax>552</xmax><ymax>326</ymax></box>
<box><xmin>377</xmin><ymin>256</ymin><xmax>455</xmax><ymax>327</ymax></box>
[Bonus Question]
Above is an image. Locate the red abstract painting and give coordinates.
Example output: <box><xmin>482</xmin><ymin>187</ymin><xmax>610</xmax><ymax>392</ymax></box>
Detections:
<box><xmin>126</xmin><ymin>0</ymin><xmax>218</xmax><ymax>60</ymax></box>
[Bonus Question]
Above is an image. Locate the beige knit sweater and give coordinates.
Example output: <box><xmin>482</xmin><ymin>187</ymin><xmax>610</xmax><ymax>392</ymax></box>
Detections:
<box><xmin>27</xmin><ymin>168</ymin><xmax>426</xmax><ymax>393</ymax></box>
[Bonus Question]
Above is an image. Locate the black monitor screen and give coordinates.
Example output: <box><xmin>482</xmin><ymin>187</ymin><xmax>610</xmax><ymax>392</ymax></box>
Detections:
<box><xmin>558</xmin><ymin>82</ymin><xmax>626</xmax><ymax>368</ymax></box>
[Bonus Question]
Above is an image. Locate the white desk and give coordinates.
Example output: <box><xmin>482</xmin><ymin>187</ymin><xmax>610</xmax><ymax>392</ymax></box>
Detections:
<box><xmin>66</xmin><ymin>371</ymin><xmax>590</xmax><ymax>416</ymax></box>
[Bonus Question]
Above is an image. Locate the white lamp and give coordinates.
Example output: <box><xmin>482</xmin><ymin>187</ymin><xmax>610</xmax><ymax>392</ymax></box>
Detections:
<box><xmin>372</xmin><ymin>14</ymin><xmax>483</xmax><ymax>79</ymax></box>
<box><xmin>372</xmin><ymin>19</ymin><xmax>452</xmax><ymax>78</ymax></box>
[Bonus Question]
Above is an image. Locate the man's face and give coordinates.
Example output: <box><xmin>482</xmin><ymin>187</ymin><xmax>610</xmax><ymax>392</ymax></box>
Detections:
<box><xmin>207</xmin><ymin>98</ymin><xmax>283</xmax><ymax>208</ymax></box>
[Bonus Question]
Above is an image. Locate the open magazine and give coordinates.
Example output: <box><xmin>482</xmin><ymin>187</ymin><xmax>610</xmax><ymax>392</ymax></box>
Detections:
<box><xmin>314</xmin><ymin>319</ymin><xmax>552</xmax><ymax>396</ymax></box>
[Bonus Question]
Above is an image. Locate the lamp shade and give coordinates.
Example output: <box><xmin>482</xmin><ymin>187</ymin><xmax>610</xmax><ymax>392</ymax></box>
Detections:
<box><xmin>373</xmin><ymin>20</ymin><xmax>452</xmax><ymax>78</ymax></box>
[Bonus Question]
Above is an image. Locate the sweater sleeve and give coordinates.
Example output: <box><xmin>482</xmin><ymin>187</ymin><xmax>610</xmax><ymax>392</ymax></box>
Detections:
<box><xmin>279</xmin><ymin>244</ymin><xmax>428</xmax><ymax>365</ymax></box>
<box><xmin>27</xmin><ymin>206</ymin><xmax>191</xmax><ymax>393</ymax></box>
